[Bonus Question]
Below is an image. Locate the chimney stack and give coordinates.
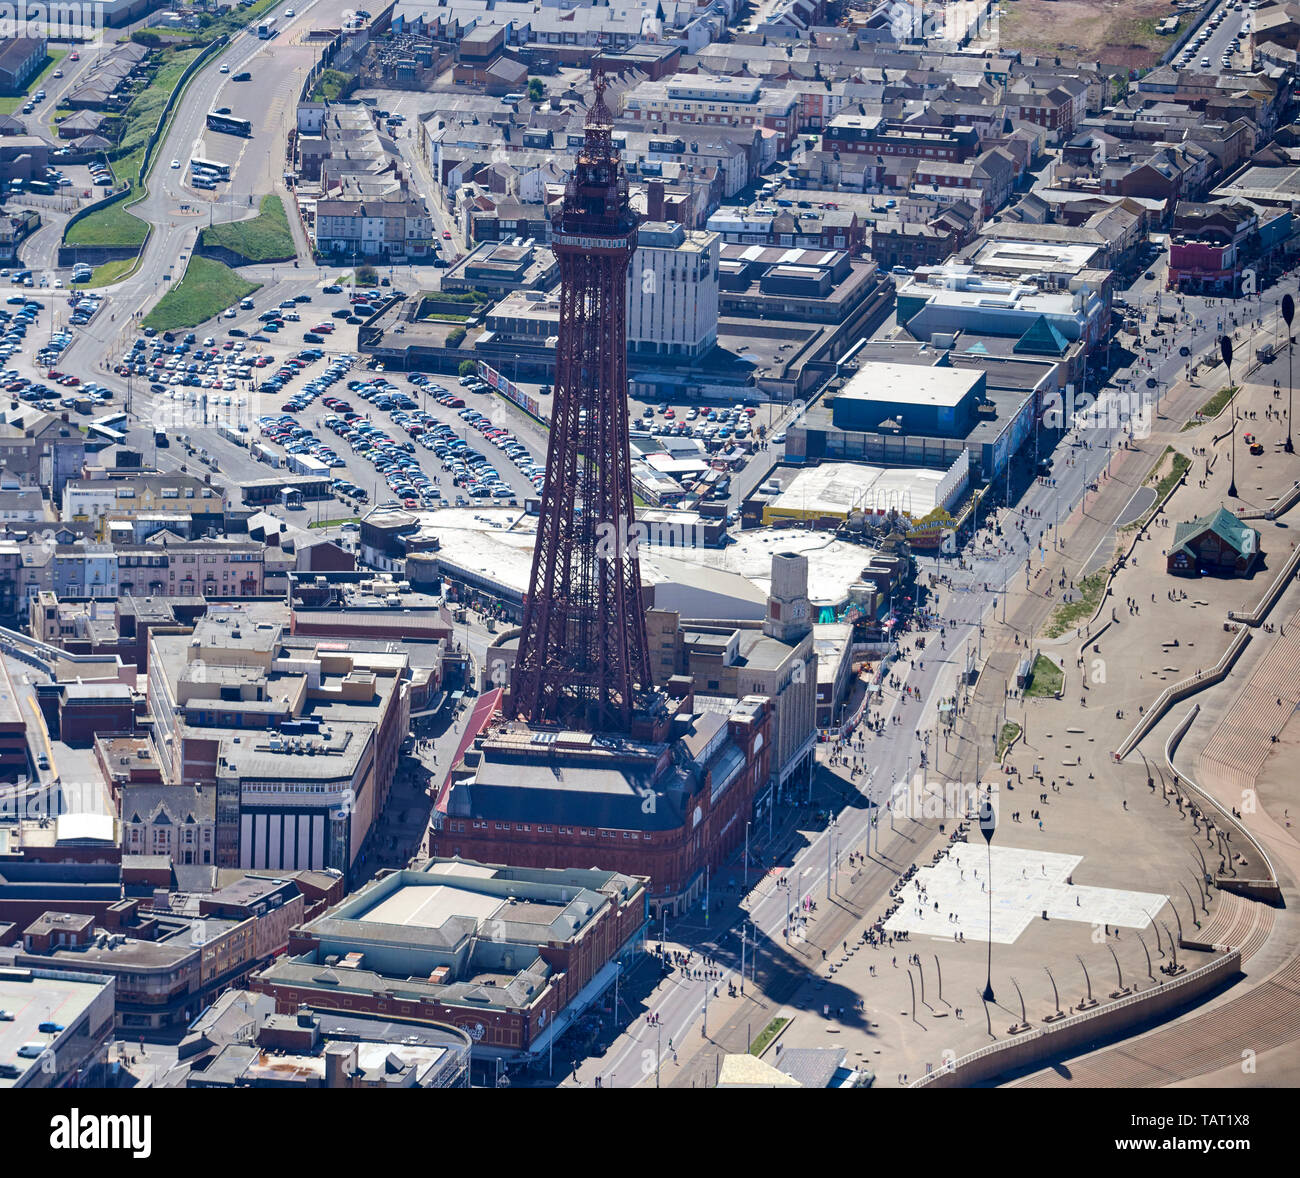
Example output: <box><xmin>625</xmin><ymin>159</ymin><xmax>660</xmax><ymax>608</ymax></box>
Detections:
<box><xmin>647</xmin><ymin>178</ymin><xmax>666</xmax><ymax>222</ymax></box>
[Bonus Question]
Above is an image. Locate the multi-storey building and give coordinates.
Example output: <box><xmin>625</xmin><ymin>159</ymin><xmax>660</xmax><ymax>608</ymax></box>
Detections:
<box><xmin>61</xmin><ymin>473</ymin><xmax>225</xmax><ymax>535</ymax></box>
<box><xmin>254</xmin><ymin>858</ymin><xmax>648</xmax><ymax>1066</ymax></box>
<box><xmin>314</xmin><ymin>199</ymin><xmax>435</xmax><ymax>259</ymax></box>
<box><xmin>437</xmin><ymin>695</ymin><xmax>771</xmax><ymax>918</ymax></box>
<box><xmin>621</xmin><ymin>76</ymin><xmax>799</xmax><ymax>154</ymax></box>
<box><xmin>52</xmin><ymin>543</ymin><xmax>118</xmax><ymax>600</ymax></box>
<box><xmin>626</xmin><ymin>221</ymin><xmax>719</xmax><ymax>359</ymax></box>
<box><xmin>0</xmin><ymin>410</ymin><xmax>85</xmax><ymax>507</ymax></box>
<box><xmin>116</xmin><ymin>539</ymin><xmax>264</xmax><ymax>598</ymax></box>
<box><xmin>147</xmin><ymin>611</ymin><xmax>411</xmax><ymax>877</ymax></box>
<box><xmin>822</xmin><ymin>114</ymin><xmax>980</xmax><ymax>163</ymax></box>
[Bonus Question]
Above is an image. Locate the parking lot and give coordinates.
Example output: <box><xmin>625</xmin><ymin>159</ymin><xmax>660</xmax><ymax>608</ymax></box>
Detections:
<box><xmin>104</xmin><ymin>279</ymin><xmax>548</xmax><ymax>516</ymax></box>
<box><xmin>0</xmin><ymin>253</ymin><xmax>792</xmax><ymax>529</ymax></box>
<box><xmin>254</xmin><ymin>366</ymin><xmax>546</xmax><ymax>511</ymax></box>
<box><xmin>0</xmin><ymin>280</ymin><xmax>116</xmax><ymax>415</ymax></box>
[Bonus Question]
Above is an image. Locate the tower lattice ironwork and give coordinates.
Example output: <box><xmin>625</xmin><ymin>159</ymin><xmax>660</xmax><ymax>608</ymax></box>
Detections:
<box><xmin>510</xmin><ymin>72</ymin><xmax>652</xmax><ymax>732</ymax></box>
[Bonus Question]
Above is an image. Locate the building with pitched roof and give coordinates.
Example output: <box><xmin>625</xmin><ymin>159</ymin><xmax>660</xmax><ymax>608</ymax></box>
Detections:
<box><xmin>1167</xmin><ymin>508</ymin><xmax>1261</xmax><ymax>577</ymax></box>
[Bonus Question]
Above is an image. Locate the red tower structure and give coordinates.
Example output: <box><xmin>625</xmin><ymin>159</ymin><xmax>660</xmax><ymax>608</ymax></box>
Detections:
<box><xmin>510</xmin><ymin>73</ymin><xmax>653</xmax><ymax>732</ymax></box>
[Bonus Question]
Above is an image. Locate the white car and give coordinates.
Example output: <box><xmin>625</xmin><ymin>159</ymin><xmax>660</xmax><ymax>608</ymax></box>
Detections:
<box><xmin>220</xmin><ymin>63</ymin><xmax>230</xmax><ymax>73</ymax></box>
<box><xmin>286</xmin><ymin>6</ymin><xmax>295</xmax><ymax>13</ymax></box>
<box><xmin>171</xmin><ymin>159</ymin><xmax>180</xmax><ymax>169</ymax></box>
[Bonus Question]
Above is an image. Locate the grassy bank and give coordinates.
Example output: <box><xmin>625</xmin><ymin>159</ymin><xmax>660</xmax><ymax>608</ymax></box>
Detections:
<box><xmin>997</xmin><ymin>722</ymin><xmax>1022</xmax><ymax>759</ymax></box>
<box><xmin>110</xmin><ymin>46</ymin><xmax>204</xmax><ymax>190</ymax></box>
<box><xmin>1042</xmin><ymin>571</ymin><xmax>1108</xmax><ymax>639</ymax></box>
<box><xmin>66</xmin><ymin>44</ymin><xmax>203</xmax><ymax>250</ymax></box>
<box><xmin>201</xmin><ymin>194</ymin><xmax>295</xmax><ymax>262</ymax></box>
<box><xmin>71</xmin><ymin>257</ymin><xmax>141</xmax><ymax>288</ymax></box>
<box><xmin>65</xmin><ymin>202</ymin><xmax>149</xmax><ymax>248</ymax></box>
<box><xmin>143</xmin><ymin>256</ymin><xmax>259</xmax><ymax>331</ymax></box>
<box><xmin>1024</xmin><ymin>654</ymin><xmax>1063</xmax><ymax>699</ymax></box>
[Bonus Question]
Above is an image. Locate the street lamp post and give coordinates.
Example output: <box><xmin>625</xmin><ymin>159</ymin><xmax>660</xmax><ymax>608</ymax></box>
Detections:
<box><xmin>1284</xmin><ymin>295</ymin><xmax>1295</xmax><ymax>454</ymax></box>
<box><xmin>979</xmin><ymin>794</ymin><xmax>996</xmax><ymax>1003</ymax></box>
<box><xmin>1221</xmin><ymin>335</ymin><xmax>1237</xmax><ymax>498</ymax></box>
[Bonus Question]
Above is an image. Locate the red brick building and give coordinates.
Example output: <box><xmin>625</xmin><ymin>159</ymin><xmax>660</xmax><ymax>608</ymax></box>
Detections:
<box><xmin>252</xmin><ymin>859</ymin><xmax>649</xmax><ymax>1060</ymax></box>
<box><xmin>433</xmin><ymin>695</ymin><xmax>772</xmax><ymax>917</ymax></box>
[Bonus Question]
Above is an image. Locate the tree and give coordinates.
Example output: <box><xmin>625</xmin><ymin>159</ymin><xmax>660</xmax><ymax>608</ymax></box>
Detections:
<box><xmin>131</xmin><ymin>30</ymin><xmax>162</xmax><ymax>47</ymax></box>
<box><xmin>528</xmin><ymin>76</ymin><xmax>545</xmax><ymax>102</ymax></box>
<box><xmin>355</xmin><ymin>264</ymin><xmax>378</xmax><ymax>286</ymax></box>
<box><xmin>458</xmin><ymin>359</ymin><xmax>478</xmax><ymax>377</ymax></box>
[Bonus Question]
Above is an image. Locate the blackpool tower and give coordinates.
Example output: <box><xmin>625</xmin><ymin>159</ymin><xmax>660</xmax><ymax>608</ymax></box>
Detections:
<box><xmin>510</xmin><ymin>72</ymin><xmax>653</xmax><ymax>732</ymax></box>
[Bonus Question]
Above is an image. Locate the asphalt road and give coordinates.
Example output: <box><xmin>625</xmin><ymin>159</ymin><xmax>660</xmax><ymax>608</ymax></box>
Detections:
<box><xmin>55</xmin><ymin>0</ymin><xmax>359</xmax><ymax>381</ymax></box>
<box><xmin>1180</xmin><ymin>0</ymin><xmax>1252</xmax><ymax>71</ymax></box>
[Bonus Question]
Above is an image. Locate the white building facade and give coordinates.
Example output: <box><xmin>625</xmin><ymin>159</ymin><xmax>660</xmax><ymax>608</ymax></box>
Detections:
<box><xmin>626</xmin><ymin>221</ymin><xmax>719</xmax><ymax>359</ymax></box>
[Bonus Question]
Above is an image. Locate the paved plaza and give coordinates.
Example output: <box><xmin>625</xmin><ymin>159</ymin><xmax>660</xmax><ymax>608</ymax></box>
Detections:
<box><xmin>884</xmin><ymin>845</ymin><xmax>1169</xmax><ymax>945</ymax></box>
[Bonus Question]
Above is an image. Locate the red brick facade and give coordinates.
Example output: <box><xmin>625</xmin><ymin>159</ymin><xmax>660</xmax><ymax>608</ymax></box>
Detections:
<box><xmin>433</xmin><ymin>704</ymin><xmax>772</xmax><ymax>916</ymax></box>
<box><xmin>259</xmin><ymin>886</ymin><xmax>646</xmax><ymax>1054</ymax></box>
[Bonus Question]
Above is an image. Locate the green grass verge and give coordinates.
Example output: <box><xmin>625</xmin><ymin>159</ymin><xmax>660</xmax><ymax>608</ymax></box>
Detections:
<box><xmin>749</xmin><ymin>1017</ymin><xmax>789</xmax><ymax>1056</ymax></box>
<box><xmin>308</xmin><ymin>516</ymin><xmax>360</xmax><ymax>529</ymax></box>
<box><xmin>65</xmin><ymin>201</ymin><xmax>149</xmax><ymax>248</ymax></box>
<box><xmin>1151</xmin><ymin>447</ymin><xmax>1191</xmax><ymax>504</ymax></box>
<box><xmin>200</xmin><ymin>194</ymin><xmax>295</xmax><ymax>262</ymax></box>
<box><xmin>111</xmin><ymin>46</ymin><xmax>204</xmax><ymax>190</ymax></box>
<box><xmin>143</xmin><ymin>256</ymin><xmax>260</xmax><ymax>331</ymax></box>
<box><xmin>420</xmin><ymin>311</ymin><xmax>469</xmax><ymax>322</ymax></box>
<box><xmin>1193</xmin><ymin>385</ymin><xmax>1238</xmax><ymax>423</ymax></box>
<box><xmin>67</xmin><ymin>43</ymin><xmax>205</xmax><ymax>249</ymax></box>
<box><xmin>71</xmin><ymin>257</ymin><xmax>141</xmax><ymax>288</ymax></box>
<box><xmin>1042</xmin><ymin>571</ymin><xmax>1108</xmax><ymax>639</ymax></box>
<box><xmin>1123</xmin><ymin>446</ymin><xmax>1192</xmax><ymax>532</ymax></box>
<box><xmin>997</xmin><ymin>722</ymin><xmax>1022</xmax><ymax>759</ymax></box>
<box><xmin>0</xmin><ymin>49</ymin><xmax>68</xmax><ymax>113</ymax></box>
<box><xmin>311</xmin><ymin>69</ymin><xmax>354</xmax><ymax>101</ymax></box>
<box><xmin>1024</xmin><ymin>654</ymin><xmax>1063</xmax><ymax>699</ymax></box>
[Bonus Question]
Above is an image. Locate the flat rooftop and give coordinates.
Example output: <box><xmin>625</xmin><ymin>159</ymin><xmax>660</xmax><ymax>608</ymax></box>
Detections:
<box><xmin>838</xmin><ymin>362</ymin><xmax>982</xmax><ymax>409</ymax></box>
<box><xmin>357</xmin><ymin>883</ymin><xmax>504</xmax><ymax>930</ymax></box>
<box><xmin>769</xmin><ymin>461</ymin><xmax>954</xmax><ymax>519</ymax></box>
<box><xmin>1212</xmin><ymin>165</ymin><xmax>1300</xmax><ymax>203</ymax></box>
<box><xmin>0</xmin><ymin>971</ymin><xmax>110</xmax><ymax>1088</ymax></box>
<box><xmin>966</xmin><ymin>239</ymin><xmax>1103</xmax><ymax>275</ymax></box>
<box><xmin>648</xmin><ymin>528</ymin><xmax>882</xmax><ymax>609</ymax></box>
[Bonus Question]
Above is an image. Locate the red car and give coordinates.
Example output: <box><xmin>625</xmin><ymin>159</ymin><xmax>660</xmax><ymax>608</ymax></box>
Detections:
<box><xmin>442</xmin><ymin>231</ymin><xmax>451</xmax><ymax>239</ymax></box>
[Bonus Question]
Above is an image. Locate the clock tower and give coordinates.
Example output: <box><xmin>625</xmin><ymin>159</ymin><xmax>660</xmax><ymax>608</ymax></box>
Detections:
<box><xmin>763</xmin><ymin>552</ymin><xmax>814</xmax><ymax>643</ymax></box>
